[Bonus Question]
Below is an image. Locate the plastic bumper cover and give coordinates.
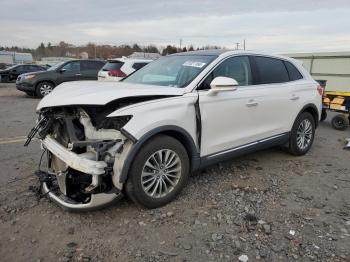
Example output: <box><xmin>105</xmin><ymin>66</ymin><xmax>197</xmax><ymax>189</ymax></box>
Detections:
<box><xmin>42</xmin><ymin>181</ymin><xmax>122</xmax><ymax>211</ymax></box>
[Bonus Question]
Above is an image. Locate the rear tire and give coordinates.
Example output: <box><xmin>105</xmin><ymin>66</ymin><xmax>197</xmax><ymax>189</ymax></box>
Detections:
<box><xmin>320</xmin><ymin>109</ymin><xmax>327</xmax><ymax>121</ymax></box>
<box><xmin>288</xmin><ymin>112</ymin><xmax>315</xmax><ymax>156</ymax></box>
<box><xmin>331</xmin><ymin>114</ymin><xmax>349</xmax><ymax>131</ymax></box>
<box><xmin>36</xmin><ymin>81</ymin><xmax>54</xmax><ymax>98</ymax></box>
<box><xmin>125</xmin><ymin>135</ymin><xmax>189</xmax><ymax>209</ymax></box>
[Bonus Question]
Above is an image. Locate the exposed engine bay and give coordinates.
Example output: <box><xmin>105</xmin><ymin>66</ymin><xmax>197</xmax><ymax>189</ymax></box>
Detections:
<box><xmin>28</xmin><ymin>103</ymin><xmax>137</xmax><ymax>210</ymax></box>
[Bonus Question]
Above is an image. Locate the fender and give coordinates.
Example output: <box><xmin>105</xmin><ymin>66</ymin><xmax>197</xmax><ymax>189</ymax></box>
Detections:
<box><xmin>296</xmin><ymin>103</ymin><xmax>320</xmax><ymax>128</ymax></box>
<box><xmin>119</xmin><ymin>125</ymin><xmax>200</xmax><ymax>184</ymax></box>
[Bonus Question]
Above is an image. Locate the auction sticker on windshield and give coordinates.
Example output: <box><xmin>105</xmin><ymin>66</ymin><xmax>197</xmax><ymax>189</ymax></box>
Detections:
<box><xmin>183</xmin><ymin>61</ymin><xmax>206</xmax><ymax>68</ymax></box>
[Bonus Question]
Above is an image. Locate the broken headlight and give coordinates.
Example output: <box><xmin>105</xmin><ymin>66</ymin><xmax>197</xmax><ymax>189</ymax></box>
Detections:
<box><xmin>97</xmin><ymin>115</ymin><xmax>132</xmax><ymax>130</ymax></box>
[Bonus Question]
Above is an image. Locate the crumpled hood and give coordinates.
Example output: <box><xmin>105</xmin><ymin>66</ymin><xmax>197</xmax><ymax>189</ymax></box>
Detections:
<box><xmin>37</xmin><ymin>81</ymin><xmax>186</xmax><ymax>111</ymax></box>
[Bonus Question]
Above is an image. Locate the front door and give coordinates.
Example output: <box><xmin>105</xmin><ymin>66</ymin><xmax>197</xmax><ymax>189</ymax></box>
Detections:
<box><xmin>198</xmin><ymin>56</ymin><xmax>262</xmax><ymax>156</ymax></box>
<box><xmin>57</xmin><ymin>61</ymin><xmax>81</xmax><ymax>84</ymax></box>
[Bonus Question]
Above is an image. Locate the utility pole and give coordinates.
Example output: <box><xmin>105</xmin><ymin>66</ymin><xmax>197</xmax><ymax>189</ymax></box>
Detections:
<box><xmin>179</xmin><ymin>39</ymin><xmax>182</xmax><ymax>49</ymax></box>
<box><xmin>94</xmin><ymin>44</ymin><xmax>97</xmax><ymax>59</ymax></box>
<box><xmin>243</xmin><ymin>39</ymin><xmax>246</xmax><ymax>50</ymax></box>
<box><xmin>235</xmin><ymin>42</ymin><xmax>240</xmax><ymax>50</ymax></box>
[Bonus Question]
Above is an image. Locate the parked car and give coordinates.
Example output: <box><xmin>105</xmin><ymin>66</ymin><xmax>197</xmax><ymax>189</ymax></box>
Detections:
<box><xmin>0</xmin><ymin>63</ymin><xmax>14</xmax><ymax>70</ymax></box>
<box><xmin>16</xmin><ymin>59</ymin><xmax>105</xmax><ymax>97</ymax></box>
<box><xmin>98</xmin><ymin>58</ymin><xmax>152</xmax><ymax>81</ymax></box>
<box><xmin>0</xmin><ymin>64</ymin><xmax>46</xmax><ymax>83</ymax></box>
<box><xmin>28</xmin><ymin>50</ymin><xmax>322</xmax><ymax>211</ymax></box>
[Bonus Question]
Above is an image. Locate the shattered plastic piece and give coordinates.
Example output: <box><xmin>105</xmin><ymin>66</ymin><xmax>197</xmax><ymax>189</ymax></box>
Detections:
<box><xmin>344</xmin><ymin>138</ymin><xmax>350</xmax><ymax>150</ymax></box>
<box><xmin>238</xmin><ymin>254</ymin><xmax>249</xmax><ymax>262</ymax></box>
<box><xmin>289</xmin><ymin>230</ymin><xmax>296</xmax><ymax>236</ymax></box>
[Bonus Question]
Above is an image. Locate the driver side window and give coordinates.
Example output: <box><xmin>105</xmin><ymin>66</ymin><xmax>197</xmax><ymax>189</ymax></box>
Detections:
<box><xmin>199</xmin><ymin>56</ymin><xmax>252</xmax><ymax>90</ymax></box>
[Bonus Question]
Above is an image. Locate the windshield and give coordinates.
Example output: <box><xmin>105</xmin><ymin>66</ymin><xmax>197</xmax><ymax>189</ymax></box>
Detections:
<box><xmin>47</xmin><ymin>61</ymin><xmax>66</xmax><ymax>71</ymax></box>
<box><xmin>123</xmin><ymin>55</ymin><xmax>216</xmax><ymax>88</ymax></box>
<box><xmin>5</xmin><ymin>65</ymin><xmax>17</xmax><ymax>70</ymax></box>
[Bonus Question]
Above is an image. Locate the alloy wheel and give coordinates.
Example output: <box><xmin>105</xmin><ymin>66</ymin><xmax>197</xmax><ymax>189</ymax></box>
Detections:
<box><xmin>40</xmin><ymin>84</ymin><xmax>53</xmax><ymax>96</ymax></box>
<box><xmin>141</xmin><ymin>149</ymin><xmax>182</xmax><ymax>198</ymax></box>
<box><xmin>296</xmin><ymin>119</ymin><xmax>313</xmax><ymax>150</ymax></box>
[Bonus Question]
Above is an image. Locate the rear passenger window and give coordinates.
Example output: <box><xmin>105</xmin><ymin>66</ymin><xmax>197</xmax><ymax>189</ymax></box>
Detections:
<box><xmin>284</xmin><ymin>61</ymin><xmax>303</xmax><ymax>81</ymax></box>
<box><xmin>254</xmin><ymin>56</ymin><xmax>289</xmax><ymax>84</ymax></box>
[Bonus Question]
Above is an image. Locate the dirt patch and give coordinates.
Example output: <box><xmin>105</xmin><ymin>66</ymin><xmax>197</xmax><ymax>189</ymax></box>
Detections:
<box><xmin>0</xmin><ymin>83</ymin><xmax>31</xmax><ymax>97</ymax></box>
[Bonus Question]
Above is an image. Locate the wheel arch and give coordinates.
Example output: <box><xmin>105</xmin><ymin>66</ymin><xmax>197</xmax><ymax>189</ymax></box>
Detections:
<box><xmin>119</xmin><ymin>125</ymin><xmax>200</xmax><ymax>184</ymax></box>
<box><xmin>35</xmin><ymin>80</ymin><xmax>56</xmax><ymax>89</ymax></box>
<box><xmin>297</xmin><ymin>103</ymin><xmax>320</xmax><ymax>128</ymax></box>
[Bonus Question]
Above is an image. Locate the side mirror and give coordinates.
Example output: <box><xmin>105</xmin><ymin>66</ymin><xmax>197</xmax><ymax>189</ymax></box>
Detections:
<box><xmin>207</xmin><ymin>76</ymin><xmax>238</xmax><ymax>96</ymax></box>
<box><xmin>11</xmin><ymin>69</ymin><xmax>17</xmax><ymax>73</ymax></box>
<box><xmin>59</xmin><ymin>68</ymin><xmax>66</xmax><ymax>73</ymax></box>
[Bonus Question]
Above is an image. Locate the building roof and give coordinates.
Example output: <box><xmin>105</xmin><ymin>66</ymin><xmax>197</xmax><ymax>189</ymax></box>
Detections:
<box><xmin>284</xmin><ymin>51</ymin><xmax>350</xmax><ymax>58</ymax></box>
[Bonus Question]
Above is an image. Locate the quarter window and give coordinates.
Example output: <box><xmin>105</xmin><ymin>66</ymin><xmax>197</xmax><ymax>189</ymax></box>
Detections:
<box><xmin>254</xmin><ymin>56</ymin><xmax>289</xmax><ymax>84</ymax></box>
<box><xmin>199</xmin><ymin>56</ymin><xmax>252</xmax><ymax>90</ymax></box>
<box><xmin>284</xmin><ymin>61</ymin><xmax>303</xmax><ymax>81</ymax></box>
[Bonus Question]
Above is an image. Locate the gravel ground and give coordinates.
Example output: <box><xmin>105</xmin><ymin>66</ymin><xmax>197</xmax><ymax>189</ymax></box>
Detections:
<box><xmin>0</xmin><ymin>83</ymin><xmax>349</xmax><ymax>262</ymax></box>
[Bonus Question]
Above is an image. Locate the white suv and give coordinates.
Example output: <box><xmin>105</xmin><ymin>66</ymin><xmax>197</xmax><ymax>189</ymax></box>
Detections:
<box><xmin>29</xmin><ymin>50</ymin><xmax>322</xmax><ymax>211</ymax></box>
<box><xmin>98</xmin><ymin>58</ymin><xmax>153</xmax><ymax>81</ymax></box>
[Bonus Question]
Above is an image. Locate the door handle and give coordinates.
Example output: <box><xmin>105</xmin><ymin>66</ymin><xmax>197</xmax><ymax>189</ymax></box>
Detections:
<box><xmin>246</xmin><ymin>100</ymin><xmax>258</xmax><ymax>107</ymax></box>
<box><xmin>290</xmin><ymin>95</ymin><xmax>300</xmax><ymax>101</ymax></box>
<box><xmin>75</xmin><ymin>73</ymin><xmax>82</xmax><ymax>76</ymax></box>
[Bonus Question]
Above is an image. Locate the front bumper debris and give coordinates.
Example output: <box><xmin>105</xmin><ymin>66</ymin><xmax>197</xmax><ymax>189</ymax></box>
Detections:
<box><xmin>28</xmin><ymin>107</ymin><xmax>132</xmax><ymax>211</ymax></box>
<box><xmin>38</xmin><ymin>136</ymin><xmax>124</xmax><ymax>210</ymax></box>
<box><xmin>42</xmin><ymin>136</ymin><xmax>107</xmax><ymax>175</ymax></box>
<box><xmin>40</xmin><ymin>175</ymin><xmax>122</xmax><ymax>211</ymax></box>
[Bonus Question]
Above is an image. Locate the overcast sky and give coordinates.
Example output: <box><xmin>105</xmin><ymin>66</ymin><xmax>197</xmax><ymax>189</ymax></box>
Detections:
<box><xmin>1</xmin><ymin>0</ymin><xmax>350</xmax><ymax>52</ymax></box>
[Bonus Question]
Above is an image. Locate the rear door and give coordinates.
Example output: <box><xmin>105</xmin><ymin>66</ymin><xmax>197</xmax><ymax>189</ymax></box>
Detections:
<box><xmin>248</xmin><ymin>56</ymin><xmax>296</xmax><ymax>138</ymax></box>
<box><xmin>283</xmin><ymin>60</ymin><xmax>313</xmax><ymax>125</ymax></box>
<box><xmin>80</xmin><ymin>61</ymin><xmax>105</xmax><ymax>80</ymax></box>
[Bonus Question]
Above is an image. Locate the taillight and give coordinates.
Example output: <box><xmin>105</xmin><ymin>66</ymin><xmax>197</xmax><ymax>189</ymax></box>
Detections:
<box><xmin>316</xmin><ymin>85</ymin><xmax>323</xmax><ymax>96</ymax></box>
<box><xmin>108</xmin><ymin>69</ymin><xmax>127</xmax><ymax>78</ymax></box>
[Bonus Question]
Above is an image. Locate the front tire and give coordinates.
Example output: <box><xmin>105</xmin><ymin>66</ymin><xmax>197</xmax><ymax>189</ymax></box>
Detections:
<box><xmin>288</xmin><ymin>112</ymin><xmax>315</xmax><ymax>156</ymax></box>
<box><xmin>0</xmin><ymin>75</ymin><xmax>9</xmax><ymax>83</ymax></box>
<box><xmin>36</xmin><ymin>81</ymin><xmax>55</xmax><ymax>98</ymax></box>
<box><xmin>125</xmin><ymin>135</ymin><xmax>189</xmax><ymax>209</ymax></box>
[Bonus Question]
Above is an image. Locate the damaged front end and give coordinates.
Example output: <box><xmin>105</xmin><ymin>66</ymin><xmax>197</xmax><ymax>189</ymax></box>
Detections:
<box><xmin>27</xmin><ymin>106</ymin><xmax>133</xmax><ymax>211</ymax></box>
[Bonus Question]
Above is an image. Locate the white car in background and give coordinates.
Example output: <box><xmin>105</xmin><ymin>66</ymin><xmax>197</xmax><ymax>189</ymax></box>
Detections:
<box><xmin>29</xmin><ymin>50</ymin><xmax>321</xmax><ymax>211</ymax></box>
<box><xmin>98</xmin><ymin>58</ymin><xmax>153</xmax><ymax>81</ymax></box>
